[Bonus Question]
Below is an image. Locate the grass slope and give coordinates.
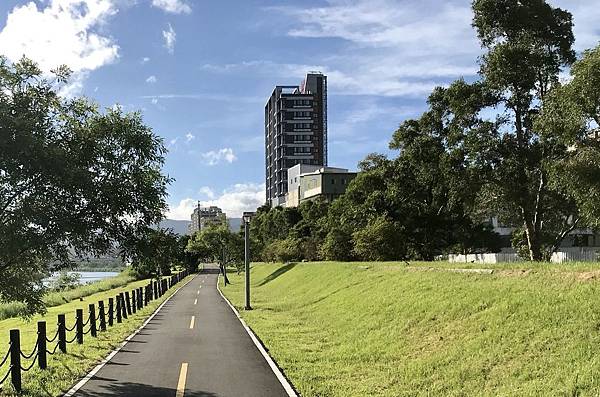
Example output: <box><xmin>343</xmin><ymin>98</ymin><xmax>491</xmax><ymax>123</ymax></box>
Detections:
<box><xmin>0</xmin><ymin>275</ymin><xmax>193</xmax><ymax>396</ymax></box>
<box><xmin>221</xmin><ymin>261</ymin><xmax>600</xmax><ymax>396</ymax></box>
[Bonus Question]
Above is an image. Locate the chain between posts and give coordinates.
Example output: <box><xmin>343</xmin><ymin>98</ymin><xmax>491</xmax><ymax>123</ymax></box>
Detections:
<box><xmin>2</xmin><ymin>269</ymin><xmax>189</xmax><ymax>393</ymax></box>
<box><xmin>45</xmin><ymin>329</ymin><xmax>59</xmax><ymax>343</ymax></box>
<box><xmin>46</xmin><ymin>342</ymin><xmax>60</xmax><ymax>356</ymax></box>
<box><xmin>0</xmin><ymin>366</ymin><xmax>11</xmax><ymax>386</ymax></box>
<box><xmin>19</xmin><ymin>343</ymin><xmax>38</xmax><ymax>360</ymax></box>
<box><xmin>0</xmin><ymin>343</ymin><xmax>10</xmax><ymax>368</ymax></box>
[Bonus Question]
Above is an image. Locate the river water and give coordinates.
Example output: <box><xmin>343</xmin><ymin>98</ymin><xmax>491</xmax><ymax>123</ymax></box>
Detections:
<box><xmin>44</xmin><ymin>271</ymin><xmax>120</xmax><ymax>286</ymax></box>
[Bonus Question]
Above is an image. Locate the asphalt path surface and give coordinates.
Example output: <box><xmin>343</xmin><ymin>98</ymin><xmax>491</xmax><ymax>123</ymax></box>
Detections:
<box><xmin>73</xmin><ymin>265</ymin><xmax>289</xmax><ymax>397</ymax></box>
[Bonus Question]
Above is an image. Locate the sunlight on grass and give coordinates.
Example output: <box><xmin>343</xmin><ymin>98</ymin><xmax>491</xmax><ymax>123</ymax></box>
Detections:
<box><xmin>222</xmin><ymin>261</ymin><xmax>600</xmax><ymax>396</ymax></box>
<box><xmin>0</xmin><ymin>275</ymin><xmax>194</xmax><ymax>396</ymax></box>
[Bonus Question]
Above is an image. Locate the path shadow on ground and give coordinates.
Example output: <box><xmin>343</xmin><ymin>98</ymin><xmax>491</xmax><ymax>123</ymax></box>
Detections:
<box><xmin>257</xmin><ymin>263</ymin><xmax>297</xmax><ymax>287</ymax></box>
<box><xmin>74</xmin><ymin>381</ymin><xmax>218</xmax><ymax>397</ymax></box>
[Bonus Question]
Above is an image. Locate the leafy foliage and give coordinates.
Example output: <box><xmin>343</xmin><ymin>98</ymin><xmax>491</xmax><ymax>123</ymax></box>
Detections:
<box><xmin>0</xmin><ymin>57</ymin><xmax>170</xmax><ymax>315</ymax></box>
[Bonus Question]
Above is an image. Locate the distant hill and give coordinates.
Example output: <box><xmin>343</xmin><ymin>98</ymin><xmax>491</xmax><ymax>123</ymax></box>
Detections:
<box><xmin>228</xmin><ymin>218</ymin><xmax>243</xmax><ymax>232</ymax></box>
<box><xmin>159</xmin><ymin>219</ymin><xmax>191</xmax><ymax>235</ymax></box>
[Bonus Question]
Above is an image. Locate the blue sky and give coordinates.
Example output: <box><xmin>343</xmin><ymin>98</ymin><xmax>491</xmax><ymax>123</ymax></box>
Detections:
<box><xmin>0</xmin><ymin>0</ymin><xmax>598</xmax><ymax>219</ymax></box>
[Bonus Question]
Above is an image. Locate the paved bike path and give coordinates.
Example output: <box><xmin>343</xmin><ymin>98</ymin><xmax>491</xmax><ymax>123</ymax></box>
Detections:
<box><xmin>73</xmin><ymin>267</ymin><xmax>289</xmax><ymax>397</ymax></box>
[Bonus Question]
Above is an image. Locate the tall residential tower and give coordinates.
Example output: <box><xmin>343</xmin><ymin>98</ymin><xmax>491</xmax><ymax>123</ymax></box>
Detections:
<box><xmin>265</xmin><ymin>72</ymin><xmax>327</xmax><ymax>207</ymax></box>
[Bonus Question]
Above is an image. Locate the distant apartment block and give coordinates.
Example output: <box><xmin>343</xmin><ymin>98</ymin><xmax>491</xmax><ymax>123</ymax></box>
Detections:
<box><xmin>285</xmin><ymin>164</ymin><xmax>357</xmax><ymax>208</ymax></box>
<box><xmin>188</xmin><ymin>204</ymin><xmax>226</xmax><ymax>234</ymax></box>
<box><xmin>265</xmin><ymin>72</ymin><xmax>328</xmax><ymax>207</ymax></box>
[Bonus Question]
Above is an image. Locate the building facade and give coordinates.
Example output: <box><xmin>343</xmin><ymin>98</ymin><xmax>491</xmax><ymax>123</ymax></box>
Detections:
<box><xmin>285</xmin><ymin>164</ymin><xmax>357</xmax><ymax>207</ymax></box>
<box><xmin>265</xmin><ymin>72</ymin><xmax>327</xmax><ymax>207</ymax></box>
<box><xmin>188</xmin><ymin>204</ymin><xmax>226</xmax><ymax>234</ymax></box>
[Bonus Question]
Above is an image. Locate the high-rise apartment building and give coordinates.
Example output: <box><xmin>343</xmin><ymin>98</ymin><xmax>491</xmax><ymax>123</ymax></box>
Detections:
<box><xmin>188</xmin><ymin>204</ymin><xmax>226</xmax><ymax>235</ymax></box>
<box><xmin>265</xmin><ymin>72</ymin><xmax>327</xmax><ymax>207</ymax></box>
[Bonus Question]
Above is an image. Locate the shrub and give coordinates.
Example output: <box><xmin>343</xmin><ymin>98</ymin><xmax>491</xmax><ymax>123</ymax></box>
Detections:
<box><xmin>352</xmin><ymin>216</ymin><xmax>404</xmax><ymax>261</ymax></box>
<box><xmin>321</xmin><ymin>228</ymin><xmax>354</xmax><ymax>261</ymax></box>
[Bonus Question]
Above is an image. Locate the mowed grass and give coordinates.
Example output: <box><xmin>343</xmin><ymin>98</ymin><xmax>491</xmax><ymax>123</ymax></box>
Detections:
<box><xmin>221</xmin><ymin>261</ymin><xmax>600</xmax><ymax>396</ymax></box>
<box><xmin>0</xmin><ymin>275</ymin><xmax>194</xmax><ymax>396</ymax></box>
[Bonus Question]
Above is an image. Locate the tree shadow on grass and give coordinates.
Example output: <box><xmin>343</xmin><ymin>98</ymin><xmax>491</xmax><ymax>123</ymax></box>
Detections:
<box><xmin>257</xmin><ymin>263</ymin><xmax>297</xmax><ymax>287</ymax></box>
<box><xmin>74</xmin><ymin>381</ymin><xmax>218</xmax><ymax>397</ymax></box>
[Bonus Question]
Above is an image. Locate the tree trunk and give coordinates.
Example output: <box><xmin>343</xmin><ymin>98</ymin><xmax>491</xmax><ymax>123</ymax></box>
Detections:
<box><xmin>524</xmin><ymin>221</ymin><xmax>543</xmax><ymax>261</ymax></box>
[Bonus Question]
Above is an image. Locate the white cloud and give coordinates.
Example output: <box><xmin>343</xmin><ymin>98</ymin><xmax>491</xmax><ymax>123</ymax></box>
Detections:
<box><xmin>0</xmin><ymin>0</ymin><xmax>119</xmax><ymax>91</ymax></box>
<box><xmin>201</xmin><ymin>60</ymin><xmax>459</xmax><ymax>97</ymax></box>
<box><xmin>198</xmin><ymin>186</ymin><xmax>215</xmax><ymax>199</ymax></box>
<box><xmin>167</xmin><ymin>183</ymin><xmax>265</xmax><ymax>220</ymax></box>
<box><xmin>166</xmin><ymin>198</ymin><xmax>196</xmax><ymax>220</ymax></box>
<box><xmin>201</xmin><ymin>183</ymin><xmax>265</xmax><ymax>218</ymax></box>
<box><xmin>146</xmin><ymin>75</ymin><xmax>157</xmax><ymax>83</ymax></box>
<box><xmin>201</xmin><ymin>148</ymin><xmax>237</xmax><ymax>166</ymax></box>
<box><xmin>151</xmin><ymin>0</ymin><xmax>192</xmax><ymax>14</ymax></box>
<box><xmin>258</xmin><ymin>0</ymin><xmax>479</xmax><ymax>97</ymax></box>
<box><xmin>185</xmin><ymin>132</ymin><xmax>195</xmax><ymax>142</ymax></box>
<box><xmin>141</xmin><ymin>56</ymin><xmax>150</xmax><ymax>64</ymax></box>
<box><xmin>169</xmin><ymin>137</ymin><xmax>178</xmax><ymax>147</ymax></box>
<box><xmin>151</xmin><ymin>97</ymin><xmax>159</xmax><ymax>105</ymax></box>
<box><xmin>162</xmin><ymin>23</ymin><xmax>176</xmax><ymax>54</ymax></box>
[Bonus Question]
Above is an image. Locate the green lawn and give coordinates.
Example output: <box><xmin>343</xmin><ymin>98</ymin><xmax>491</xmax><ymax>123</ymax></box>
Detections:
<box><xmin>0</xmin><ymin>275</ymin><xmax>193</xmax><ymax>396</ymax></box>
<box><xmin>221</xmin><ymin>261</ymin><xmax>600</xmax><ymax>396</ymax></box>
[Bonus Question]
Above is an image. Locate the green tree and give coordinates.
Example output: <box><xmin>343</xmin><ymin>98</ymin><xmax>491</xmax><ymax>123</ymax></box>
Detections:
<box><xmin>122</xmin><ymin>228</ymin><xmax>180</xmax><ymax>279</ymax></box>
<box><xmin>352</xmin><ymin>216</ymin><xmax>404</xmax><ymax>261</ymax></box>
<box><xmin>186</xmin><ymin>225</ymin><xmax>243</xmax><ymax>268</ymax></box>
<box><xmin>534</xmin><ymin>44</ymin><xmax>600</xmax><ymax>255</ymax></box>
<box><xmin>389</xmin><ymin>0</ymin><xmax>586</xmax><ymax>261</ymax></box>
<box><xmin>0</xmin><ymin>57</ymin><xmax>170</xmax><ymax>315</ymax></box>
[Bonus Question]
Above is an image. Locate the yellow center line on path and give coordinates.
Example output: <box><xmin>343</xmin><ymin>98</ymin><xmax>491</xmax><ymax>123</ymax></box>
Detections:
<box><xmin>194</xmin><ymin>298</ymin><xmax>197</xmax><ymax>305</ymax></box>
<box><xmin>189</xmin><ymin>316</ymin><xmax>195</xmax><ymax>329</ymax></box>
<box><xmin>176</xmin><ymin>362</ymin><xmax>188</xmax><ymax>397</ymax></box>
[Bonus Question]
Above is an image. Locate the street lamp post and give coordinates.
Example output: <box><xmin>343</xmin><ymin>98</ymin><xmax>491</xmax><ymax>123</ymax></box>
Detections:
<box><xmin>243</xmin><ymin>212</ymin><xmax>252</xmax><ymax>310</ymax></box>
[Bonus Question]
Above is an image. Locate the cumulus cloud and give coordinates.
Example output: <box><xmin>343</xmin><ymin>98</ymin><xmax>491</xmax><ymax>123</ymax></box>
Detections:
<box><xmin>166</xmin><ymin>183</ymin><xmax>265</xmax><ymax>220</ymax></box>
<box><xmin>201</xmin><ymin>183</ymin><xmax>265</xmax><ymax>218</ymax></box>
<box><xmin>185</xmin><ymin>132</ymin><xmax>195</xmax><ymax>142</ymax></box>
<box><xmin>201</xmin><ymin>148</ymin><xmax>237</xmax><ymax>166</ymax></box>
<box><xmin>146</xmin><ymin>75</ymin><xmax>157</xmax><ymax>83</ymax></box>
<box><xmin>151</xmin><ymin>0</ymin><xmax>192</xmax><ymax>14</ymax></box>
<box><xmin>141</xmin><ymin>56</ymin><xmax>150</xmax><ymax>64</ymax></box>
<box><xmin>0</xmin><ymin>0</ymin><xmax>119</xmax><ymax>94</ymax></box>
<box><xmin>162</xmin><ymin>23</ymin><xmax>176</xmax><ymax>54</ymax></box>
<box><xmin>165</xmin><ymin>198</ymin><xmax>197</xmax><ymax>221</ymax></box>
<box><xmin>198</xmin><ymin>186</ymin><xmax>215</xmax><ymax>199</ymax></box>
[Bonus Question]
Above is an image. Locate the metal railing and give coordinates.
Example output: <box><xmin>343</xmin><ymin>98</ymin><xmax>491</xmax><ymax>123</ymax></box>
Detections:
<box><xmin>0</xmin><ymin>269</ymin><xmax>189</xmax><ymax>393</ymax></box>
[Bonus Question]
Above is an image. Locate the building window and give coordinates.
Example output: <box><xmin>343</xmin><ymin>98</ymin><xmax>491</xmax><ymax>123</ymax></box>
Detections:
<box><xmin>331</xmin><ymin>179</ymin><xmax>335</xmax><ymax>185</ymax></box>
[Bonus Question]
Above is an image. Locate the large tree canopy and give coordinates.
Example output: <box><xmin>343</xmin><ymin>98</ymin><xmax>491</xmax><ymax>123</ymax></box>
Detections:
<box><xmin>0</xmin><ymin>57</ymin><xmax>170</xmax><ymax>315</ymax></box>
<box><xmin>381</xmin><ymin>0</ymin><xmax>598</xmax><ymax>261</ymax></box>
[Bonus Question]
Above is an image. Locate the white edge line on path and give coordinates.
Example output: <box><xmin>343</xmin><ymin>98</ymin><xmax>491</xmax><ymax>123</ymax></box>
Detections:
<box><xmin>216</xmin><ymin>275</ymin><xmax>298</xmax><ymax>397</ymax></box>
<box><xmin>62</xmin><ymin>275</ymin><xmax>197</xmax><ymax>397</ymax></box>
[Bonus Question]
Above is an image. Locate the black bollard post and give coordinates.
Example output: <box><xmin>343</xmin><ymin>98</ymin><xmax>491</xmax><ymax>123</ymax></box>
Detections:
<box><xmin>9</xmin><ymin>329</ymin><xmax>21</xmax><ymax>393</ymax></box>
<box><xmin>131</xmin><ymin>290</ymin><xmax>137</xmax><ymax>314</ymax></box>
<box><xmin>89</xmin><ymin>304</ymin><xmax>97</xmax><ymax>338</ymax></box>
<box><xmin>116</xmin><ymin>296</ymin><xmax>122</xmax><ymax>323</ymax></box>
<box><xmin>58</xmin><ymin>314</ymin><xmax>67</xmax><ymax>353</ymax></box>
<box><xmin>76</xmin><ymin>309</ymin><xmax>84</xmax><ymax>344</ymax></box>
<box><xmin>38</xmin><ymin>321</ymin><xmax>47</xmax><ymax>369</ymax></box>
<box><xmin>125</xmin><ymin>291</ymin><xmax>132</xmax><ymax>315</ymax></box>
<box><xmin>120</xmin><ymin>293</ymin><xmax>128</xmax><ymax>319</ymax></box>
<box><xmin>99</xmin><ymin>301</ymin><xmax>106</xmax><ymax>331</ymax></box>
<box><xmin>108</xmin><ymin>298</ymin><xmax>114</xmax><ymax>327</ymax></box>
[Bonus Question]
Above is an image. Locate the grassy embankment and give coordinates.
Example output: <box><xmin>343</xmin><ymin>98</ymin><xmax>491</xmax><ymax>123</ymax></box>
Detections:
<box><xmin>0</xmin><ymin>274</ymin><xmax>193</xmax><ymax>396</ymax></box>
<box><xmin>0</xmin><ymin>272</ymin><xmax>135</xmax><ymax>321</ymax></box>
<box><xmin>221</xmin><ymin>261</ymin><xmax>600</xmax><ymax>396</ymax></box>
